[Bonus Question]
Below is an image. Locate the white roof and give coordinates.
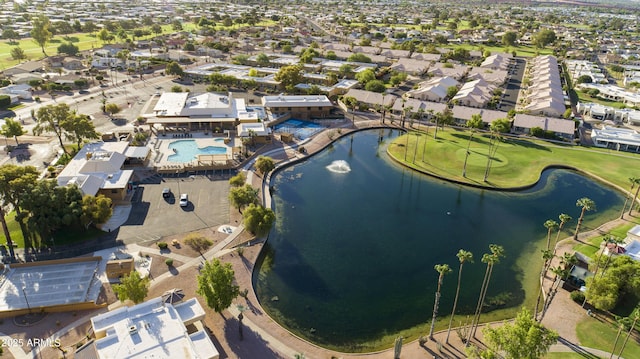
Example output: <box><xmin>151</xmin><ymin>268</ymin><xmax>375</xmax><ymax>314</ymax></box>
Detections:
<box><xmin>237</xmin><ymin>122</ymin><xmax>269</xmax><ymax>137</ymax></box>
<box><xmin>262</xmin><ymin>95</ymin><xmax>332</xmax><ymax>108</ymax></box>
<box><xmin>153</xmin><ymin>92</ymin><xmax>189</xmax><ymax>116</ymax></box>
<box><xmin>92</xmin><ymin>297</ymin><xmax>218</xmax><ymax>359</ymax></box>
<box><xmin>124</xmin><ymin>146</ymin><xmax>150</xmax><ymax>159</ymax></box>
<box><xmin>592</xmin><ymin>126</ymin><xmax>640</xmax><ymax>147</ymax></box>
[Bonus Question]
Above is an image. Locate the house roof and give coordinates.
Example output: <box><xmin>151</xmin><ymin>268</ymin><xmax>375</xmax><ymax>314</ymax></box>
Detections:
<box><xmin>514</xmin><ymin>113</ymin><xmax>574</xmax><ymax>135</ymax></box>
<box><xmin>344</xmin><ymin>89</ymin><xmax>397</xmax><ymax>106</ymax></box>
<box><xmin>262</xmin><ymin>95</ymin><xmax>332</xmax><ymax>108</ymax></box>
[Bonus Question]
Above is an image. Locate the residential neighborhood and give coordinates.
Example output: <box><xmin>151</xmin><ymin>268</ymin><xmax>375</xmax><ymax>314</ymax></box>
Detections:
<box><xmin>0</xmin><ymin>0</ymin><xmax>639</xmax><ymax>358</ymax></box>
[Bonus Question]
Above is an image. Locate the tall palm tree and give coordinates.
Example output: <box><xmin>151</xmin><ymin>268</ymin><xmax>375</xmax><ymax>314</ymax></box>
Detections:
<box><xmin>620</xmin><ymin>177</ymin><xmax>640</xmax><ymax>219</ymax></box>
<box><xmin>535</xmin><ymin>249</ymin><xmax>555</xmax><ymax>321</ymax></box>
<box><xmin>610</xmin><ymin>316</ymin><xmax>629</xmax><ymax>359</ymax></box>
<box><xmin>553</xmin><ymin>213</ymin><xmax>572</xmax><ymax>253</ymax></box>
<box><xmin>617</xmin><ymin>307</ymin><xmax>639</xmax><ymax>358</ymax></box>
<box><xmin>539</xmin><ymin>265</ymin><xmax>569</xmax><ymax>321</ymax></box>
<box><xmin>429</xmin><ymin>264</ymin><xmax>452</xmax><ymax>339</ymax></box>
<box><xmin>574</xmin><ymin>197</ymin><xmax>596</xmax><ymax>241</ymax></box>
<box><xmin>601</xmin><ymin>236</ymin><xmax>624</xmax><ymax>278</ymax></box>
<box><xmin>446</xmin><ymin>249</ymin><xmax>474</xmax><ymax>344</ymax></box>
<box><xmin>628</xmin><ymin>178</ymin><xmax>640</xmax><ymax>217</ymax></box>
<box><xmin>544</xmin><ymin>219</ymin><xmax>559</xmax><ymax>251</ymax></box>
<box><xmin>462</xmin><ymin>115</ymin><xmax>484</xmax><ymax>178</ymax></box>
<box><xmin>468</xmin><ymin>244</ymin><xmax>504</xmax><ymax>341</ymax></box>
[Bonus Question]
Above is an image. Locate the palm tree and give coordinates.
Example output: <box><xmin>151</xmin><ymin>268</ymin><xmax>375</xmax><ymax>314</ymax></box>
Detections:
<box><xmin>468</xmin><ymin>244</ymin><xmax>504</xmax><ymax>342</ymax></box>
<box><xmin>552</xmin><ymin>213</ymin><xmax>572</xmax><ymax>253</ymax></box>
<box><xmin>620</xmin><ymin>177</ymin><xmax>640</xmax><ymax>219</ymax></box>
<box><xmin>544</xmin><ymin>219</ymin><xmax>559</xmax><ymax>251</ymax></box>
<box><xmin>610</xmin><ymin>316</ymin><xmax>629</xmax><ymax>359</ymax></box>
<box><xmin>429</xmin><ymin>264</ymin><xmax>452</xmax><ymax>339</ymax></box>
<box><xmin>539</xmin><ymin>265</ymin><xmax>569</xmax><ymax>321</ymax></box>
<box><xmin>628</xmin><ymin>178</ymin><xmax>640</xmax><ymax>217</ymax></box>
<box><xmin>574</xmin><ymin>197</ymin><xmax>596</xmax><ymax>241</ymax></box>
<box><xmin>617</xmin><ymin>307</ymin><xmax>639</xmax><ymax>358</ymax></box>
<box><xmin>462</xmin><ymin>115</ymin><xmax>483</xmax><ymax>178</ymax></box>
<box><xmin>535</xmin><ymin>249</ymin><xmax>555</xmax><ymax>321</ymax></box>
<box><xmin>446</xmin><ymin>249</ymin><xmax>474</xmax><ymax>344</ymax></box>
<box><xmin>601</xmin><ymin>236</ymin><xmax>624</xmax><ymax>277</ymax></box>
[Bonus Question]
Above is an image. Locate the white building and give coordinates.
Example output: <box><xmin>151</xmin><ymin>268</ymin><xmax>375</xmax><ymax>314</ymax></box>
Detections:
<box><xmin>84</xmin><ymin>297</ymin><xmax>219</xmax><ymax>359</ymax></box>
<box><xmin>591</xmin><ymin>126</ymin><xmax>640</xmax><ymax>152</ymax></box>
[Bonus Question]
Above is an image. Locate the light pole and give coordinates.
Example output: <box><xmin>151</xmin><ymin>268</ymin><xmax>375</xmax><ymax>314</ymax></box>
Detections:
<box><xmin>22</xmin><ymin>286</ymin><xmax>31</xmax><ymax>314</ymax></box>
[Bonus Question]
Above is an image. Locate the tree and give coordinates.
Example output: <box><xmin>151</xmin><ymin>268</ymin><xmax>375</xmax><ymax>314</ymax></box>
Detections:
<box><xmin>621</xmin><ymin>178</ymin><xmax>640</xmax><ymax>219</ymax></box>
<box><xmin>31</xmin><ymin>15</ymin><xmax>53</xmax><ymax>56</ymax></box>
<box><xmin>63</xmin><ymin>113</ymin><xmax>100</xmax><ymax>149</ymax></box>
<box><xmin>585</xmin><ymin>256</ymin><xmax>640</xmax><ymax>311</ymax></box>
<box><xmin>627</xmin><ymin>177</ymin><xmax>640</xmax><ymax>217</ymax></box>
<box><xmin>33</xmin><ymin>104</ymin><xmax>73</xmax><ymax>155</ymax></box>
<box><xmin>196</xmin><ymin>258</ymin><xmax>239</xmax><ymax>314</ymax></box>
<box><xmin>243</xmin><ymin>203</ymin><xmax>276</xmax><ymax>237</ymax></box>
<box><xmin>338</xmin><ymin>64</ymin><xmax>354</xmax><ymax>78</ymax></box>
<box><xmin>1</xmin><ymin>118</ymin><xmax>26</xmax><ymax>145</ymax></box>
<box><xmin>229</xmin><ymin>184</ymin><xmax>259</xmax><ymax>213</ymax></box>
<box><xmin>80</xmin><ymin>194</ymin><xmax>112</xmax><ymax>228</ymax></box>
<box><xmin>113</xmin><ymin>271</ymin><xmax>150</xmax><ymax>304</ymax></box>
<box><xmin>97</xmin><ymin>28</ymin><xmax>114</xmax><ymax>43</ymax></box>
<box><xmin>105</xmin><ymin>103</ymin><xmax>121</xmax><ymax>116</ymax></box>
<box><xmin>502</xmin><ymin>31</ymin><xmax>518</xmax><ymax>47</ymax></box>
<box><xmin>469</xmin><ymin>244</ymin><xmax>505</xmax><ymax>342</ymax></box>
<box><xmin>2</xmin><ymin>28</ymin><xmax>19</xmax><ymax>44</ymax></box>
<box><xmin>255</xmin><ymin>53</ymin><xmax>270</xmax><ymax>67</ymax></box>
<box><xmin>574</xmin><ymin>197</ymin><xmax>596</xmax><ymax>241</ymax></box>
<box><xmin>166</xmin><ymin>61</ymin><xmax>184</xmax><ymax>77</ymax></box>
<box><xmin>274</xmin><ymin>65</ymin><xmax>303</xmax><ymax>91</ymax></box>
<box><xmin>10</xmin><ymin>47</ymin><xmax>26</xmax><ymax>61</ymax></box>
<box><xmin>543</xmin><ymin>219</ymin><xmax>559</xmax><ymax>251</ymax></box>
<box><xmin>483</xmin><ymin>307</ymin><xmax>558</xmax><ymax>359</ymax></box>
<box><xmin>533</xmin><ymin>29</ymin><xmax>556</xmax><ymax>49</ymax></box>
<box><xmin>365</xmin><ymin>80</ymin><xmax>386</xmax><ymax>93</ymax></box>
<box><xmin>552</xmin><ymin>213</ymin><xmax>572</xmax><ymax>253</ymax></box>
<box><xmin>429</xmin><ymin>264</ymin><xmax>452</xmax><ymax>339</ymax></box>
<box><xmin>229</xmin><ymin>172</ymin><xmax>247</xmax><ymax>187</ymax></box>
<box><xmin>255</xmin><ymin>156</ymin><xmax>276</xmax><ymax>175</ymax></box>
<box><xmin>57</xmin><ymin>42</ymin><xmax>79</xmax><ymax>56</ymax></box>
<box><xmin>446</xmin><ymin>249</ymin><xmax>473</xmax><ymax>343</ymax></box>
<box><xmin>0</xmin><ymin>165</ymin><xmax>39</xmax><ymax>258</ymax></box>
<box><xmin>446</xmin><ymin>86</ymin><xmax>458</xmax><ymax>100</ymax></box>
<box><xmin>355</xmin><ymin>68</ymin><xmax>377</xmax><ymax>85</ymax></box>
<box><xmin>347</xmin><ymin>53</ymin><xmax>372</xmax><ymax>63</ymax></box>
<box><xmin>462</xmin><ymin>115</ymin><xmax>483</xmax><ymax>178</ymax></box>
<box><xmin>151</xmin><ymin>24</ymin><xmax>162</xmax><ymax>35</ymax></box>
<box><xmin>617</xmin><ymin>307</ymin><xmax>640</xmax><ymax>358</ymax></box>
<box><xmin>576</xmin><ymin>75</ymin><xmax>593</xmax><ymax>84</ymax></box>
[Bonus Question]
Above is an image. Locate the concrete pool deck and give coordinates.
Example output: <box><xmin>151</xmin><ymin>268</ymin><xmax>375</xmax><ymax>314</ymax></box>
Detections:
<box><xmin>150</xmin><ymin>133</ymin><xmax>239</xmax><ymax>169</ymax></box>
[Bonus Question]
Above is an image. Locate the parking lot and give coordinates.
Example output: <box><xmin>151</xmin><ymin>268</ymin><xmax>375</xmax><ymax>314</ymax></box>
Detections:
<box><xmin>116</xmin><ymin>175</ymin><xmax>231</xmax><ymax>244</ymax></box>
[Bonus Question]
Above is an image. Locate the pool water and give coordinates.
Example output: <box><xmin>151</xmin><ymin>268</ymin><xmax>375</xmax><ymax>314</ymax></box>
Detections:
<box><xmin>272</xmin><ymin>119</ymin><xmax>324</xmax><ymax>140</ymax></box>
<box><xmin>167</xmin><ymin>139</ymin><xmax>227</xmax><ymax>162</ymax></box>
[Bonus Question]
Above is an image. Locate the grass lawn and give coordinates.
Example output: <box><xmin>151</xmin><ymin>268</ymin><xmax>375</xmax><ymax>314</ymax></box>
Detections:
<box><xmin>389</xmin><ymin>127</ymin><xmax>640</xmax><ymax>191</ymax></box>
<box><xmin>573</xmin><ymin>222</ymin><xmax>637</xmax><ymax>258</ymax></box>
<box><xmin>577</xmin><ymin>91</ymin><xmax>628</xmax><ymax>109</ymax></box>
<box><xmin>445</xmin><ymin>43</ymin><xmax>553</xmax><ymax>57</ymax></box>
<box><xmin>544</xmin><ymin>354</ymin><xmax>591</xmax><ymax>359</ymax></box>
<box><xmin>576</xmin><ymin>316</ymin><xmax>640</xmax><ymax>358</ymax></box>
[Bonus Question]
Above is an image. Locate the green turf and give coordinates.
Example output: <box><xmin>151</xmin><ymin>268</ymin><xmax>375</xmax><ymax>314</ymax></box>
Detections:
<box><xmin>544</xmin><ymin>353</ymin><xmax>597</xmax><ymax>359</ymax></box>
<box><xmin>576</xmin><ymin>316</ymin><xmax>640</xmax><ymax>358</ymax></box>
<box><xmin>573</xmin><ymin>223</ymin><xmax>637</xmax><ymax>258</ymax></box>
<box><xmin>389</xmin><ymin>127</ymin><xmax>640</xmax><ymax>191</ymax></box>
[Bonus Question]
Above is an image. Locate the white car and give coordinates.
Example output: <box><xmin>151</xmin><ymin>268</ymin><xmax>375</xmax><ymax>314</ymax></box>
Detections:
<box><xmin>179</xmin><ymin>194</ymin><xmax>188</xmax><ymax>207</ymax></box>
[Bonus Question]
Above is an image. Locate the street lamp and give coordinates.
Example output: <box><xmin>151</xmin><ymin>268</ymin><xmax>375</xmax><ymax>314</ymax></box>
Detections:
<box><xmin>22</xmin><ymin>286</ymin><xmax>31</xmax><ymax>314</ymax></box>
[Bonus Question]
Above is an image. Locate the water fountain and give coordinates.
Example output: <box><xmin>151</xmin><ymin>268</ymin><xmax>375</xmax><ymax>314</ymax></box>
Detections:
<box><xmin>326</xmin><ymin>160</ymin><xmax>351</xmax><ymax>173</ymax></box>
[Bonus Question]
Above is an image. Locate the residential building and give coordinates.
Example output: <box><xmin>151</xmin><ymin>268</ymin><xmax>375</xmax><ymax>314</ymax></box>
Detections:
<box><xmin>406</xmin><ymin>76</ymin><xmax>459</xmax><ymax>103</ymax></box>
<box><xmin>523</xmin><ymin>55</ymin><xmax>566</xmax><ymax>118</ymax></box>
<box><xmin>591</xmin><ymin>126</ymin><xmax>640</xmax><ymax>152</ymax></box>
<box><xmin>513</xmin><ymin>113</ymin><xmax>575</xmax><ymax>139</ymax></box>
<box><xmin>343</xmin><ymin>88</ymin><xmax>398</xmax><ymax>109</ymax></box>
<box><xmin>452</xmin><ymin>78</ymin><xmax>495</xmax><ymax>108</ymax></box>
<box><xmin>451</xmin><ymin>106</ymin><xmax>507</xmax><ymax>126</ymax></box>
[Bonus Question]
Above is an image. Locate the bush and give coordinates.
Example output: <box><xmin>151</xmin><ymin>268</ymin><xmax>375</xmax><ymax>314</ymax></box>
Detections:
<box><xmin>157</xmin><ymin>242</ymin><xmax>168</xmax><ymax>250</ymax></box>
<box><xmin>570</xmin><ymin>290</ymin><xmax>585</xmax><ymax>304</ymax></box>
<box><xmin>184</xmin><ymin>234</ymin><xmax>213</xmax><ymax>252</ymax></box>
<box><xmin>165</xmin><ymin>258</ymin><xmax>173</xmax><ymax>266</ymax></box>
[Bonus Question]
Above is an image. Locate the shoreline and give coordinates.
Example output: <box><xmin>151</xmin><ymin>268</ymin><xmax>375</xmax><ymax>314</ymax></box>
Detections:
<box><xmin>239</xmin><ymin>120</ymin><xmax>635</xmax><ymax>357</ymax></box>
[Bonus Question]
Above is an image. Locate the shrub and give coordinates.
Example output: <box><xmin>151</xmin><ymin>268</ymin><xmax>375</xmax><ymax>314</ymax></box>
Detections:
<box><xmin>157</xmin><ymin>242</ymin><xmax>168</xmax><ymax>250</ymax></box>
<box><xmin>165</xmin><ymin>258</ymin><xmax>174</xmax><ymax>266</ymax></box>
<box><xmin>570</xmin><ymin>290</ymin><xmax>585</xmax><ymax>304</ymax></box>
<box><xmin>184</xmin><ymin>234</ymin><xmax>213</xmax><ymax>252</ymax></box>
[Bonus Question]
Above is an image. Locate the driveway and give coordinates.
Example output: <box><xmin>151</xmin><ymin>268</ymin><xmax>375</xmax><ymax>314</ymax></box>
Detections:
<box><xmin>116</xmin><ymin>175</ymin><xmax>231</xmax><ymax>244</ymax></box>
<box><xmin>499</xmin><ymin>57</ymin><xmax>526</xmax><ymax>111</ymax></box>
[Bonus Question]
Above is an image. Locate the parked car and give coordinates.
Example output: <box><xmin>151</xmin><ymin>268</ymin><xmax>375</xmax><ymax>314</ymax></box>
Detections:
<box><xmin>179</xmin><ymin>193</ymin><xmax>188</xmax><ymax>207</ymax></box>
<box><xmin>162</xmin><ymin>188</ymin><xmax>171</xmax><ymax>198</ymax></box>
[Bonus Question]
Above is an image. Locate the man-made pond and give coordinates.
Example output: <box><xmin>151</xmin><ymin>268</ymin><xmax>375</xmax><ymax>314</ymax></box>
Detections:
<box><xmin>255</xmin><ymin>128</ymin><xmax>623</xmax><ymax>350</ymax></box>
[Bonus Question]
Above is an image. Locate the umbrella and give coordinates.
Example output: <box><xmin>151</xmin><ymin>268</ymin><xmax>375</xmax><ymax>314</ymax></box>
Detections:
<box><xmin>162</xmin><ymin>288</ymin><xmax>185</xmax><ymax>304</ymax></box>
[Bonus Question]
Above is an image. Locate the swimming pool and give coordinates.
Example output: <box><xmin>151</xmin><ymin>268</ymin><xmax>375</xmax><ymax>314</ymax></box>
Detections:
<box><xmin>272</xmin><ymin>119</ymin><xmax>325</xmax><ymax>140</ymax></box>
<box><xmin>167</xmin><ymin>139</ymin><xmax>227</xmax><ymax>162</ymax></box>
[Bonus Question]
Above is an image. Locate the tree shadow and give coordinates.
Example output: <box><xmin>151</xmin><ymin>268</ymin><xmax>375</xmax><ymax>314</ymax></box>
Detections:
<box><xmin>223</xmin><ymin>317</ymin><xmax>281</xmax><ymax>359</ymax></box>
<box><xmin>168</xmin><ymin>266</ymin><xmax>179</xmax><ymax>276</ymax></box>
<box><xmin>557</xmin><ymin>336</ymin><xmax>601</xmax><ymax>358</ymax></box>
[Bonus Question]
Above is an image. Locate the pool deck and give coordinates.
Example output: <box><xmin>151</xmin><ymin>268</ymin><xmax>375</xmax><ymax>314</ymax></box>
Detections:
<box><xmin>150</xmin><ymin>133</ymin><xmax>238</xmax><ymax>170</ymax></box>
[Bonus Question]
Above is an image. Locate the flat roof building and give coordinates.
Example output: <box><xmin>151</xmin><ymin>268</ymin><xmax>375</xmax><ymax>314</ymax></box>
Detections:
<box><xmin>89</xmin><ymin>297</ymin><xmax>218</xmax><ymax>359</ymax></box>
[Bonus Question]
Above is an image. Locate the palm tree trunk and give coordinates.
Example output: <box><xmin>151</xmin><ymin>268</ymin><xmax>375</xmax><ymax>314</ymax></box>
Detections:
<box><xmin>446</xmin><ymin>263</ymin><xmax>465</xmax><ymax>343</ymax></box>
<box><xmin>629</xmin><ymin>185</ymin><xmax>640</xmax><ymax>216</ymax></box>
<box><xmin>462</xmin><ymin>132</ymin><xmax>474</xmax><ymax>178</ymax></box>
<box><xmin>428</xmin><ymin>279</ymin><xmax>443</xmax><ymax>339</ymax></box>
<box><xmin>534</xmin><ymin>275</ymin><xmax>544</xmax><ymax>321</ymax></box>
<box><xmin>617</xmin><ymin>314</ymin><xmax>638</xmax><ymax>358</ymax></box>
<box><xmin>574</xmin><ymin>208</ymin><xmax>587</xmax><ymax>241</ymax></box>
<box><xmin>0</xmin><ymin>206</ymin><xmax>15</xmax><ymax>261</ymax></box>
<box><xmin>610</xmin><ymin>324</ymin><xmax>623</xmax><ymax>359</ymax></box>
<box><xmin>621</xmin><ymin>183</ymin><xmax>634</xmax><ymax>219</ymax></box>
<box><xmin>467</xmin><ymin>263</ymin><xmax>490</xmax><ymax>345</ymax></box>
<box><xmin>472</xmin><ymin>264</ymin><xmax>495</xmax><ymax>339</ymax></box>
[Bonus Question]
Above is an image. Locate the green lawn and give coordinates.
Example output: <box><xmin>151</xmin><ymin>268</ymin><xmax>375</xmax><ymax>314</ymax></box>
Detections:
<box><xmin>544</xmin><ymin>353</ymin><xmax>593</xmax><ymax>359</ymax></box>
<box><xmin>577</xmin><ymin>91</ymin><xmax>628</xmax><ymax>109</ymax></box>
<box><xmin>389</xmin><ymin>127</ymin><xmax>640</xmax><ymax>191</ymax></box>
<box><xmin>576</xmin><ymin>317</ymin><xmax>640</xmax><ymax>359</ymax></box>
<box><xmin>573</xmin><ymin>223</ymin><xmax>636</xmax><ymax>258</ymax></box>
